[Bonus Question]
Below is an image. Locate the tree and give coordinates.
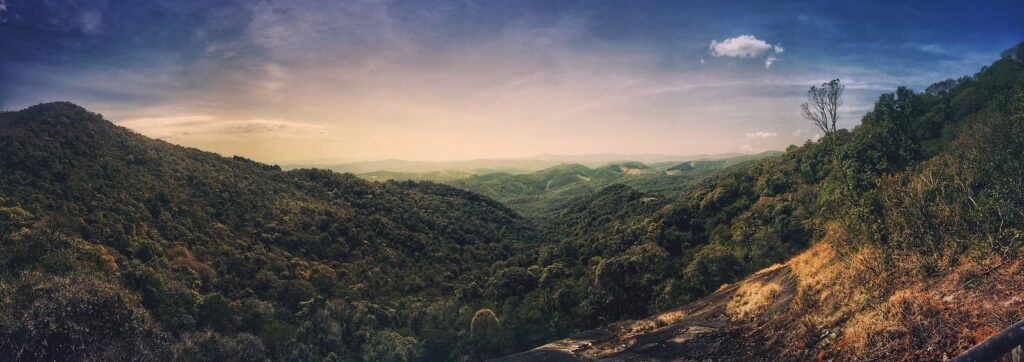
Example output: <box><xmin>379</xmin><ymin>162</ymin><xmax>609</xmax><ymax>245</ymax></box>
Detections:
<box><xmin>488</xmin><ymin>267</ymin><xmax>537</xmax><ymax>300</ymax></box>
<box><xmin>469</xmin><ymin>309</ymin><xmax>502</xmax><ymax>356</ymax></box>
<box><xmin>1</xmin><ymin>273</ymin><xmax>169</xmax><ymax>360</ymax></box>
<box><xmin>360</xmin><ymin>330</ymin><xmax>422</xmax><ymax>362</ymax></box>
<box><xmin>801</xmin><ymin>79</ymin><xmax>845</xmax><ymax>135</ymax></box>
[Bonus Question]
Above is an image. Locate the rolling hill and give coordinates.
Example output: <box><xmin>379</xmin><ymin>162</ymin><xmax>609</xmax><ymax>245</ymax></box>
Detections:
<box><xmin>448</xmin><ymin>153</ymin><xmax>778</xmax><ymax>216</ymax></box>
<box><xmin>286</xmin><ymin>153</ymin><xmax>745</xmax><ymax>175</ymax></box>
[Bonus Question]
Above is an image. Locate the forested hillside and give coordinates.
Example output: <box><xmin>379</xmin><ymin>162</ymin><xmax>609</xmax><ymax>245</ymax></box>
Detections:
<box><xmin>0</xmin><ymin>103</ymin><xmax>540</xmax><ymax>361</ymax></box>
<box><xmin>2</xmin><ymin>43</ymin><xmax>1021</xmax><ymax>362</ymax></box>
<box><xmin>503</xmin><ymin>43</ymin><xmax>1024</xmax><ymax>360</ymax></box>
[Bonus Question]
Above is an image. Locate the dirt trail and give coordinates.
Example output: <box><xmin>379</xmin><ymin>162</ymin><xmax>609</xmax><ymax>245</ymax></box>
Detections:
<box><xmin>497</xmin><ymin>263</ymin><xmax>797</xmax><ymax>361</ymax></box>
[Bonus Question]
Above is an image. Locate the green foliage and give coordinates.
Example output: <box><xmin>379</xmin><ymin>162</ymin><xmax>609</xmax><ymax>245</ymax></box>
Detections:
<box><xmin>488</xmin><ymin>267</ymin><xmax>538</xmax><ymax>300</ymax></box>
<box><xmin>172</xmin><ymin>332</ymin><xmax>268</xmax><ymax>362</ymax></box>
<box><xmin>361</xmin><ymin>330</ymin><xmax>422</xmax><ymax>362</ymax></box>
<box><xmin>826</xmin><ymin>43</ymin><xmax>1024</xmax><ymax>253</ymax></box>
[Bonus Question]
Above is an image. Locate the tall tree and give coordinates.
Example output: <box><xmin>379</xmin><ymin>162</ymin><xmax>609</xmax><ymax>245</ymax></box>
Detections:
<box><xmin>801</xmin><ymin>79</ymin><xmax>845</xmax><ymax>135</ymax></box>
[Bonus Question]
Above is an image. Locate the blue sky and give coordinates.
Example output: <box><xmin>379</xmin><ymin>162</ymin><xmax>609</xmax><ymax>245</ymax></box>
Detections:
<box><xmin>1</xmin><ymin>0</ymin><xmax>1021</xmax><ymax>163</ymax></box>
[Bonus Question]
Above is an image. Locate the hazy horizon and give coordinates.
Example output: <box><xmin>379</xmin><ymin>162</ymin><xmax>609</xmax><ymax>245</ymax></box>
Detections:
<box><xmin>279</xmin><ymin>151</ymin><xmax>765</xmax><ymax>167</ymax></box>
<box><xmin>2</xmin><ymin>0</ymin><xmax>1022</xmax><ymax>164</ymax></box>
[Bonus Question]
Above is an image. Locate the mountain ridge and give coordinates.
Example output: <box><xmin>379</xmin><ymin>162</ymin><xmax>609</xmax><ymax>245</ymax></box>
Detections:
<box><xmin>0</xmin><ymin>101</ymin><xmax>542</xmax><ymax>360</ymax></box>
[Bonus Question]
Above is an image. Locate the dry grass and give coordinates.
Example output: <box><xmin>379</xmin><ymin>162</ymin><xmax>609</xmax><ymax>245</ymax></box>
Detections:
<box><xmin>627</xmin><ymin>319</ymin><xmax>659</xmax><ymax>335</ymax></box>
<box><xmin>554</xmin><ymin>223</ymin><xmax>1024</xmax><ymax>361</ymax></box>
<box><xmin>727</xmin><ymin>280</ymin><xmax>783</xmax><ymax>320</ymax></box>
<box><xmin>96</xmin><ymin>245</ymin><xmax>121</xmax><ymax>272</ymax></box>
<box><xmin>614</xmin><ymin>310</ymin><xmax>689</xmax><ymax>339</ymax></box>
<box><xmin>766</xmin><ymin>225</ymin><xmax>1024</xmax><ymax>361</ymax></box>
<box><xmin>837</xmin><ymin>309</ymin><xmax>903</xmax><ymax>355</ymax></box>
<box><xmin>788</xmin><ymin>240</ymin><xmax>839</xmax><ymax>299</ymax></box>
<box><xmin>654</xmin><ymin>310</ymin><xmax>687</xmax><ymax>327</ymax></box>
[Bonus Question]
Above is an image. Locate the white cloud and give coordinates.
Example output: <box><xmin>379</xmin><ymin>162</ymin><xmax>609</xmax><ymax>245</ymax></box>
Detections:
<box><xmin>745</xmin><ymin>131</ymin><xmax>778</xmax><ymax>139</ymax></box>
<box><xmin>764</xmin><ymin>56</ymin><xmax>777</xmax><ymax>68</ymax></box>
<box><xmin>700</xmin><ymin>58</ymin><xmax>705</xmax><ymax>64</ymax></box>
<box><xmin>709</xmin><ymin>35</ymin><xmax>781</xmax><ymax>58</ymax></box>
<box><xmin>739</xmin><ymin>144</ymin><xmax>756</xmax><ymax>153</ymax></box>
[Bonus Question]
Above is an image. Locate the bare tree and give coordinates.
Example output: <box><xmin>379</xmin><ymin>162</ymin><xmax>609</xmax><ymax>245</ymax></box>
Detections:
<box><xmin>800</xmin><ymin>79</ymin><xmax>844</xmax><ymax>135</ymax></box>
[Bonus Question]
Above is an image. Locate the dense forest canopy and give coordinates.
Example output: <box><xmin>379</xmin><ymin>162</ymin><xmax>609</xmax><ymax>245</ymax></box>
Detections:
<box><xmin>0</xmin><ymin>43</ymin><xmax>1021</xmax><ymax>361</ymax></box>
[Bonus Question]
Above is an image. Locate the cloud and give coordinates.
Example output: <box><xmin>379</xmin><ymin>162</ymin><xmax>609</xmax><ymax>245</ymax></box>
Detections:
<box><xmin>709</xmin><ymin>35</ymin><xmax>781</xmax><ymax>58</ymax></box>
<box><xmin>745</xmin><ymin>131</ymin><xmax>778</xmax><ymax>139</ymax></box>
<box><xmin>739</xmin><ymin>144</ymin><xmax>755</xmax><ymax>153</ymax></box>
<box><xmin>709</xmin><ymin>34</ymin><xmax>784</xmax><ymax>69</ymax></box>
<box><xmin>117</xmin><ymin>115</ymin><xmax>328</xmax><ymax>141</ymax></box>
<box><xmin>909</xmin><ymin>43</ymin><xmax>946</xmax><ymax>54</ymax></box>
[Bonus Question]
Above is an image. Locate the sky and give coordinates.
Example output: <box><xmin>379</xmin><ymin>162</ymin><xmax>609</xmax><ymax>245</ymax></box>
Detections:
<box><xmin>1</xmin><ymin>0</ymin><xmax>1022</xmax><ymax>164</ymax></box>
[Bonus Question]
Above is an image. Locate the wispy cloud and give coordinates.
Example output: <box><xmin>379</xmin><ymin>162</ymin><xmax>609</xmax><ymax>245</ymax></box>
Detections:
<box><xmin>907</xmin><ymin>43</ymin><xmax>946</xmax><ymax>54</ymax></box>
<box><xmin>745</xmin><ymin>131</ymin><xmax>778</xmax><ymax>139</ymax></box>
<box><xmin>118</xmin><ymin>115</ymin><xmax>328</xmax><ymax>141</ymax></box>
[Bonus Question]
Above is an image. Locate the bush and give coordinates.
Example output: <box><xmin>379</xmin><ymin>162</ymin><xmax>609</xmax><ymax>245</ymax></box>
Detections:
<box><xmin>360</xmin><ymin>330</ymin><xmax>422</xmax><ymax>362</ymax></box>
<box><xmin>0</xmin><ymin>273</ymin><xmax>169</xmax><ymax>361</ymax></box>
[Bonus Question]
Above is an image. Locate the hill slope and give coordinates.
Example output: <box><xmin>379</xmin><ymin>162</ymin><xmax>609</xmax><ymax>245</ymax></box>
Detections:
<box><xmin>0</xmin><ymin>102</ymin><xmax>539</xmax><ymax>360</ymax></box>
<box><xmin>500</xmin><ymin>43</ymin><xmax>1024</xmax><ymax>360</ymax></box>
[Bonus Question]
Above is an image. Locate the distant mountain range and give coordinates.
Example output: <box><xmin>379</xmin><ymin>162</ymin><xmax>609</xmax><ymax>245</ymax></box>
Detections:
<box><xmin>448</xmin><ymin>154</ymin><xmax>780</xmax><ymax>216</ymax></box>
<box><xmin>282</xmin><ymin>152</ymin><xmax>760</xmax><ymax>174</ymax></box>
